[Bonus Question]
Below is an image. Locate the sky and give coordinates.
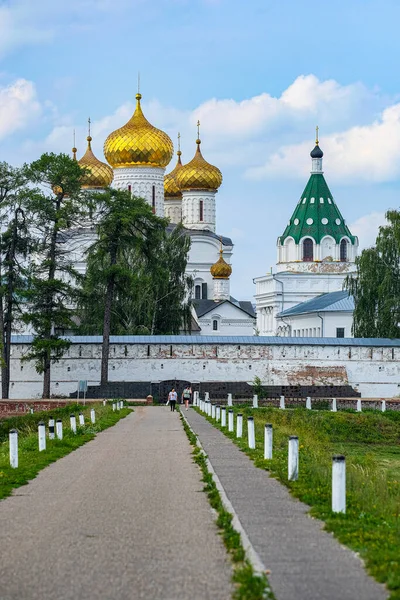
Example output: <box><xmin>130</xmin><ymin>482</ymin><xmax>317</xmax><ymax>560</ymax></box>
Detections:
<box><xmin>0</xmin><ymin>0</ymin><xmax>399</xmax><ymax>299</ymax></box>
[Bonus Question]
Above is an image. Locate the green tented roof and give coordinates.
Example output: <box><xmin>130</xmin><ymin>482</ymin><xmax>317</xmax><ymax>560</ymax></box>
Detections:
<box><xmin>280</xmin><ymin>173</ymin><xmax>356</xmax><ymax>245</ymax></box>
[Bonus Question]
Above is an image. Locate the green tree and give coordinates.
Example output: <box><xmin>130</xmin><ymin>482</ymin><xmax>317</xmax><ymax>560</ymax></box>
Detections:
<box><xmin>0</xmin><ymin>162</ymin><xmax>32</xmax><ymax>398</ymax></box>
<box><xmin>22</xmin><ymin>153</ymin><xmax>89</xmax><ymax>398</ymax></box>
<box><xmin>79</xmin><ymin>189</ymin><xmax>167</xmax><ymax>385</ymax></box>
<box><xmin>345</xmin><ymin>209</ymin><xmax>400</xmax><ymax>338</ymax></box>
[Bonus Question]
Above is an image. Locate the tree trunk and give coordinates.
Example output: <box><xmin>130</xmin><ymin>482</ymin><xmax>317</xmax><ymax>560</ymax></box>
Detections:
<box><xmin>43</xmin><ymin>353</ymin><xmax>51</xmax><ymax>399</ymax></box>
<box><xmin>3</xmin><ymin>211</ymin><xmax>19</xmax><ymax>399</ymax></box>
<box><xmin>101</xmin><ymin>246</ymin><xmax>117</xmax><ymax>386</ymax></box>
<box><xmin>0</xmin><ymin>294</ymin><xmax>7</xmax><ymax>399</ymax></box>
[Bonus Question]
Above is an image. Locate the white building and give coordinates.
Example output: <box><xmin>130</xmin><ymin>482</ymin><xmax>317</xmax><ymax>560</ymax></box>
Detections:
<box><xmin>254</xmin><ymin>134</ymin><xmax>358</xmax><ymax>336</ymax></box>
<box><xmin>275</xmin><ymin>290</ymin><xmax>355</xmax><ymax>338</ymax></box>
<box><xmin>66</xmin><ymin>97</ymin><xmax>255</xmax><ymax>335</ymax></box>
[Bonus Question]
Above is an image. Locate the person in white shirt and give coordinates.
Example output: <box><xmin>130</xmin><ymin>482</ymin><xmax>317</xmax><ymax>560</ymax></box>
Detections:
<box><xmin>168</xmin><ymin>388</ymin><xmax>177</xmax><ymax>412</ymax></box>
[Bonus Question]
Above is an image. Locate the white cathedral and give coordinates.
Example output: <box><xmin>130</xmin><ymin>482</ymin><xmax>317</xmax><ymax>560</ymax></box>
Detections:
<box><xmin>254</xmin><ymin>132</ymin><xmax>358</xmax><ymax>338</ymax></box>
<box><xmin>68</xmin><ymin>93</ymin><xmax>256</xmax><ymax>336</ymax></box>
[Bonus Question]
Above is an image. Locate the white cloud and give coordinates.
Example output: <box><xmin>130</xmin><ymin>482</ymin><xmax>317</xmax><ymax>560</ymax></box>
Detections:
<box><xmin>349</xmin><ymin>212</ymin><xmax>388</xmax><ymax>250</ymax></box>
<box><xmin>0</xmin><ymin>79</ymin><xmax>41</xmax><ymax>140</ymax></box>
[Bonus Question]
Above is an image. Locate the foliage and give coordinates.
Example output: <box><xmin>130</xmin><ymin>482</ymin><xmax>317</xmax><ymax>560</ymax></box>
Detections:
<box><xmin>346</xmin><ymin>209</ymin><xmax>400</xmax><ymax>338</ymax></box>
<box><xmin>0</xmin><ymin>162</ymin><xmax>33</xmax><ymax>398</ymax></box>
<box><xmin>0</xmin><ymin>403</ymin><xmax>131</xmax><ymax>500</ymax></box>
<box><xmin>21</xmin><ymin>153</ymin><xmax>90</xmax><ymax>397</ymax></box>
<box><xmin>199</xmin><ymin>405</ymin><xmax>400</xmax><ymax>599</ymax></box>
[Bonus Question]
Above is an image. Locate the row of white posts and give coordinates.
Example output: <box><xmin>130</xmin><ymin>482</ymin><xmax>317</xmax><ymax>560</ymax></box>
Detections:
<box><xmin>9</xmin><ymin>408</ymin><xmax>99</xmax><ymax>469</ymax></box>
<box><xmin>193</xmin><ymin>391</ymin><xmax>385</xmax><ymax>413</ymax></box>
<box><xmin>196</xmin><ymin>395</ymin><xmax>346</xmax><ymax>514</ymax></box>
<box><xmin>109</xmin><ymin>400</ymin><xmax>124</xmax><ymax>411</ymax></box>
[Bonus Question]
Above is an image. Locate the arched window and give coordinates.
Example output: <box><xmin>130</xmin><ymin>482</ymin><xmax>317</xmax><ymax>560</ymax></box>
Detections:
<box><xmin>195</xmin><ymin>285</ymin><xmax>201</xmax><ymax>299</ymax></box>
<box><xmin>199</xmin><ymin>200</ymin><xmax>204</xmax><ymax>222</ymax></box>
<box><xmin>213</xmin><ymin>319</ymin><xmax>218</xmax><ymax>331</ymax></box>
<box><xmin>340</xmin><ymin>239</ymin><xmax>348</xmax><ymax>261</ymax></box>
<box><xmin>128</xmin><ymin>184</ymin><xmax>131</xmax><ymax>194</ymax></box>
<box><xmin>303</xmin><ymin>238</ymin><xmax>314</xmax><ymax>261</ymax></box>
<box><xmin>152</xmin><ymin>185</ymin><xmax>156</xmax><ymax>213</ymax></box>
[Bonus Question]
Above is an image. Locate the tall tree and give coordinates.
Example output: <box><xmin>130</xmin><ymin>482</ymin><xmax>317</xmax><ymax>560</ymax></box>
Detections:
<box><xmin>0</xmin><ymin>162</ymin><xmax>31</xmax><ymax>398</ymax></box>
<box><xmin>79</xmin><ymin>189</ymin><xmax>166</xmax><ymax>385</ymax></box>
<box><xmin>345</xmin><ymin>209</ymin><xmax>400</xmax><ymax>338</ymax></box>
<box><xmin>22</xmin><ymin>153</ymin><xmax>88</xmax><ymax>398</ymax></box>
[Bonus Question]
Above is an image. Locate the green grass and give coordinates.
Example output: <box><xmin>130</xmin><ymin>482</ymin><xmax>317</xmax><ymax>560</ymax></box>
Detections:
<box><xmin>0</xmin><ymin>403</ymin><xmax>131</xmax><ymax>501</ymax></box>
<box><xmin>179</xmin><ymin>409</ymin><xmax>273</xmax><ymax>600</ymax></box>
<box><xmin>197</xmin><ymin>405</ymin><xmax>400</xmax><ymax>599</ymax></box>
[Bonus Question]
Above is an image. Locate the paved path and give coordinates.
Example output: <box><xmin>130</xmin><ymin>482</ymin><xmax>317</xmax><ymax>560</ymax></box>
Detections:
<box><xmin>0</xmin><ymin>407</ymin><xmax>232</xmax><ymax>600</ymax></box>
<box><xmin>185</xmin><ymin>408</ymin><xmax>388</xmax><ymax>600</ymax></box>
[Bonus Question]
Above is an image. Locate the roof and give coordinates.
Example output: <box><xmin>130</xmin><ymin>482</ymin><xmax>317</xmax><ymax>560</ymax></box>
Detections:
<box><xmin>280</xmin><ymin>150</ymin><xmax>356</xmax><ymax>245</ymax></box>
<box><xmin>277</xmin><ymin>290</ymin><xmax>355</xmax><ymax>317</ymax></box>
<box><xmin>193</xmin><ymin>297</ymin><xmax>256</xmax><ymax>319</ymax></box>
<box><xmin>166</xmin><ymin>224</ymin><xmax>232</xmax><ymax>247</ymax></box>
<box><xmin>10</xmin><ymin>334</ymin><xmax>400</xmax><ymax>347</ymax></box>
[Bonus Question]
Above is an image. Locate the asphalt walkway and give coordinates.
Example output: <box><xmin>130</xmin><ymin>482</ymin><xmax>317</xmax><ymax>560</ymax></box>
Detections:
<box><xmin>0</xmin><ymin>407</ymin><xmax>232</xmax><ymax>600</ymax></box>
<box><xmin>185</xmin><ymin>408</ymin><xmax>388</xmax><ymax>600</ymax></box>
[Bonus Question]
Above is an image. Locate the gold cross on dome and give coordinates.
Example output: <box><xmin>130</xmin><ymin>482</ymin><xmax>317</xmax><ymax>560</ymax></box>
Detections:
<box><xmin>178</xmin><ymin>132</ymin><xmax>181</xmax><ymax>152</ymax></box>
<box><xmin>316</xmin><ymin>125</ymin><xmax>319</xmax><ymax>145</ymax></box>
<box><xmin>197</xmin><ymin>120</ymin><xmax>200</xmax><ymax>138</ymax></box>
<box><xmin>88</xmin><ymin>117</ymin><xmax>91</xmax><ymax>137</ymax></box>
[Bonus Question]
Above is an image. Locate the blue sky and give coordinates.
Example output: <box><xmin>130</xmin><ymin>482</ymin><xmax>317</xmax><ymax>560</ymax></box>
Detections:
<box><xmin>1</xmin><ymin>0</ymin><xmax>399</xmax><ymax>298</ymax></box>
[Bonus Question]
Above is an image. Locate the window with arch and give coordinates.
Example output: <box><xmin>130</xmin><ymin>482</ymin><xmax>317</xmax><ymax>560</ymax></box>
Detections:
<box><xmin>128</xmin><ymin>184</ymin><xmax>132</xmax><ymax>194</ymax></box>
<box><xmin>340</xmin><ymin>239</ymin><xmax>348</xmax><ymax>261</ymax></box>
<box><xmin>213</xmin><ymin>319</ymin><xmax>218</xmax><ymax>331</ymax></box>
<box><xmin>195</xmin><ymin>285</ymin><xmax>201</xmax><ymax>299</ymax></box>
<box><xmin>303</xmin><ymin>238</ymin><xmax>314</xmax><ymax>261</ymax></box>
<box><xmin>152</xmin><ymin>185</ymin><xmax>156</xmax><ymax>213</ymax></box>
<box><xmin>199</xmin><ymin>200</ymin><xmax>204</xmax><ymax>222</ymax></box>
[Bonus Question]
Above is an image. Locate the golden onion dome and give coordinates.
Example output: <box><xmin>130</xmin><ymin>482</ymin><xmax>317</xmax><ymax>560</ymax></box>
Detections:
<box><xmin>78</xmin><ymin>135</ymin><xmax>114</xmax><ymax>189</ymax></box>
<box><xmin>164</xmin><ymin>150</ymin><xmax>183</xmax><ymax>198</ymax></box>
<box><xmin>103</xmin><ymin>93</ymin><xmax>174</xmax><ymax>168</ymax></box>
<box><xmin>210</xmin><ymin>246</ymin><xmax>232</xmax><ymax>279</ymax></box>
<box><xmin>175</xmin><ymin>136</ymin><xmax>222</xmax><ymax>192</ymax></box>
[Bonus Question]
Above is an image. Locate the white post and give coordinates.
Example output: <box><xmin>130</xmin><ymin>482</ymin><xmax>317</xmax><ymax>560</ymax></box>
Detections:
<box><xmin>56</xmin><ymin>419</ymin><xmax>63</xmax><ymax>440</ymax></box>
<box><xmin>247</xmin><ymin>416</ymin><xmax>255</xmax><ymax>449</ymax></box>
<box><xmin>208</xmin><ymin>402</ymin><xmax>212</xmax><ymax>417</ymax></box>
<box><xmin>112</xmin><ymin>403</ymin><xmax>116</xmax><ymax>411</ymax></box>
<box><xmin>79</xmin><ymin>412</ymin><xmax>85</xmax><ymax>426</ymax></box>
<box><xmin>70</xmin><ymin>414</ymin><xmax>77</xmax><ymax>434</ymax></box>
<box><xmin>205</xmin><ymin>392</ymin><xmax>209</xmax><ymax>402</ymax></box>
<box><xmin>280</xmin><ymin>395</ymin><xmax>285</xmax><ymax>410</ymax></box>
<box><xmin>221</xmin><ymin>407</ymin><xmax>226</xmax><ymax>427</ymax></box>
<box><xmin>38</xmin><ymin>421</ymin><xmax>46</xmax><ymax>451</ymax></box>
<box><xmin>253</xmin><ymin>394</ymin><xmax>258</xmax><ymax>409</ymax></box>
<box><xmin>91</xmin><ymin>408</ymin><xmax>96</xmax><ymax>424</ymax></box>
<box><xmin>264</xmin><ymin>424</ymin><xmax>273</xmax><ymax>460</ymax></box>
<box><xmin>288</xmin><ymin>436</ymin><xmax>299</xmax><ymax>481</ymax></box>
<box><xmin>30</xmin><ymin>408</ymin><xmax>34</xmax><ymax>414</ymax></box>
<box><xmin>211</xmin><ymin>404</ymin><xmax>216</xmax><ymax>419</ymax></box>
<box><xmin>356</xmin><ymin>399</ymin><xmax>362</xmax><ymax>412</ymax></box>
<box><xmin>381</xmin><ymin>400</ymin><xmax>386</xmax><ymax>412</ymax></box>
<box><xmin>103</xmin><ymin>400</ymin><xmax>106</xmax><ymax>406</ymax></box>
<box><xmin>306</xmin><ymin>397</ymin><xmax>311</xmax><ymax>410</ymax></box>
<box><xmin>227</xmin><ymin>393</ymin><xmax>233</xmax><ymax>407</ymax></box>
<box><xmin>9</xmin><ymin>429</ymin><xmax>18</xmax><ymax>468</ymax></box>
<box><xmin>236</xmin><ymin>414</ymin><xmax>243</xmax><ymax>438</ymax></box>
<box><xmin>331</xmin><ymin>398</ymin><xmax>337</xmax><ymax>412</ymax></box>
<box><xmin>116</xmin><ymin>401</ymin><xmax>120</xmax><ymax>411</ymax></box>
<box><xmin>332</xmin><ymin>455</ymin><xmax>346</xmax><ymax>513</ymax></box>
<box><xmin>48</xmin><ymin>416</ymin><xmax>55</xmax><ymax>439</ymax></box>
<box><xmin>228</xmin><ymin>409</ymin><xmax>234</xmax><ymax>432</ymax></box>
<box><xmin>216</xmin><ymin>405</ymin><xmax>221</xmax><ymax>422</ymax></box>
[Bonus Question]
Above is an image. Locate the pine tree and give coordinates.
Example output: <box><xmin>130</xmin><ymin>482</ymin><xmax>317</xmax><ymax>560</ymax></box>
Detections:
<box><xmin>22</xmin><ymin>153</ymin><xmax>89</xmax><ymax>398</ymax></box>
<box><xmin>0</xmin><ymin>162</ymin><xmax>32</xmax><ymax>398</ymax></box>
<box><xmin>346</xmin><ymin>209</ymin><xmax>400</xmax><ymax>338</ymax></box>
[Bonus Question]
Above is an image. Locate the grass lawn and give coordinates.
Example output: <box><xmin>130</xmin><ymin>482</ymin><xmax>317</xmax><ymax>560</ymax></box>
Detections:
<box><xmin>0</xmin><ymin>403</ymin><xmax>131</xmax><ymax>501</ymax></box>
<box><xmin>198</xmin><ymin>405</ymin><xmax>400</xmax><ymax>599</ymax></box>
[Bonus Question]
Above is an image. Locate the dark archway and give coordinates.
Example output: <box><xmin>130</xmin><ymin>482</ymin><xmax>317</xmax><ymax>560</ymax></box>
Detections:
<box><xmin>303</xmin><ymin>238</ymin><xmax>314</xmax><ymax>261</ymax></box>
<box><xmin>340</xmin><ymin>239</ymin><xmax>348</xmax><ymax>261</ymax></box>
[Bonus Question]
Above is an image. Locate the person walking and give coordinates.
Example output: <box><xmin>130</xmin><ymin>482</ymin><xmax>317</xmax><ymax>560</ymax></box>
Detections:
<box><xmin>168</xmin><ymin>388</ymin><xmax>177</xmax><ymax>412</ymax></box>
<box><xmin>182</xmin><ymin>386</ymin><xmax>192</xmax><ymax>410</ymax></box>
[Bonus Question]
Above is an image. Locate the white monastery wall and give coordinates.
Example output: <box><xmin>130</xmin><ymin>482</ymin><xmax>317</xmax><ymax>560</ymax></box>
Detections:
<box><xmin>6</xmin><ymin>340</ymin><xmax>400</xmax><ymax>399</ymax></box>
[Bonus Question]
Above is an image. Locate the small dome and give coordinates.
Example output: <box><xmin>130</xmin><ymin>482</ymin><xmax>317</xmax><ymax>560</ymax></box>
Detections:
<box><xmin>78</xmin><ymin>136</ymin><xmax>114</xmax><ymax>189</ymax></box>
<box><xmin>310</xmin><ymin>144</ymin><xmax>323</xmax><ymax>159</ymax></box>
<box><xmin>164</xmin><ymin>150</ymin><xmax>183</xmax><ymax>198</ymax></box>
<box><xmin>104</xmin><ymin>93</ymin><xmax>174</xmax><ymax>168</ymax></box>
<box><xmin>175</xmin><ymin>139</ymin><xmax>222</xmax><ymax>191</ymax></box>
<box><xmin>210</xmin><ymin>247</ymin><xmax>232</xmax><ymax>279</ymax></box>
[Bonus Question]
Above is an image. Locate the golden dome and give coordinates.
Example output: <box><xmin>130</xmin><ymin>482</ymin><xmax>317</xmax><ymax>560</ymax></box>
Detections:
<box><xmin>103</xmin><ymin>93</ymin><xmax>174</xmax><ymax>168</ymax></box>
<box><xmin>175</xmin><ymin>137</ymin><xmax>222</xmax><ymax>191</ymax></box>
<box><xmin>78</xmin><ymin>136</ymin><xmax>114</xmax><ymax>189</ymax></box>
<box><xmin>210</xmin><ymin>246</ymin><xmax>232</xmax><ymax>279</ymax></box>
<box><xmin>164</xmin><ymin>150</ymin><xmax>183</xmax><ymax>198</ymax></box>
